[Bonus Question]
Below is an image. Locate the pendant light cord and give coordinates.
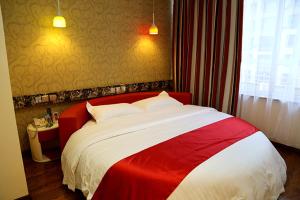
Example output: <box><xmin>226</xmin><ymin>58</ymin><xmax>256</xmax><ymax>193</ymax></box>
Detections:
<box><xmin>152</xmin><ymin>0</ymin><xmax>155</xmax><ymax>24</ymax></box>
<box><xmin>57</xmin><ymin>0</ymin><xmax>61</xmax><ymax>16</ymax></box>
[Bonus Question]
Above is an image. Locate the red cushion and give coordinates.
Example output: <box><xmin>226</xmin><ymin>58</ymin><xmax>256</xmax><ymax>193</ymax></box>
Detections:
<box><xmin>58</xmin><ymin>92</ymin><xmax>192</xmax><ymax>151</ymax></box>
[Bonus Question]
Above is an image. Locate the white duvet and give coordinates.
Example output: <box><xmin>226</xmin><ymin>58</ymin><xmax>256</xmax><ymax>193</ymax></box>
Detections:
<box><xmin>62</xmin><ymin>105</ymin><xmax>287</xmax><ymax>200</ymax></box>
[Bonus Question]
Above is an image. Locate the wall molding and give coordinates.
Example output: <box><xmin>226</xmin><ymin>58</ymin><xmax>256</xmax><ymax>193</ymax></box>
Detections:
<box><xmin>13</xmin><ymin>80</ymin><xmax>172</xmax><ymax>109</ymax></box>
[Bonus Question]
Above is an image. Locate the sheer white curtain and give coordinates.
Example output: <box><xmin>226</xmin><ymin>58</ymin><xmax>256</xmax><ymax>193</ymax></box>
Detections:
<box><xmin>238</xmin><ymin>0</ymin><xmax>300</xmax><ymax>149</ymax></box>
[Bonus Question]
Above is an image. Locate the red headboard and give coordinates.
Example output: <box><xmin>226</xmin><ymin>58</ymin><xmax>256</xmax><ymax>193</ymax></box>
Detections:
<box><xmin>58</xmin><ymin>92</ymin><xmax>192</xmax><ymax>150</ymax></box>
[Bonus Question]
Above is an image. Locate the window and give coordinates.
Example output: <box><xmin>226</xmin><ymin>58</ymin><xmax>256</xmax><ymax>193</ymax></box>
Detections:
<box><xmin>240</xmin><ymin>0</ymin><xmax>300</xmax><ymax>102</ymax></box>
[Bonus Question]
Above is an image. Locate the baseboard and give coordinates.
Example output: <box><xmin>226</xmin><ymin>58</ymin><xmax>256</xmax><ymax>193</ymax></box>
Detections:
<box><xmin>16</xmin><ymin>194</ymin><xmax>31</xmax><ymax>200</ymax></box>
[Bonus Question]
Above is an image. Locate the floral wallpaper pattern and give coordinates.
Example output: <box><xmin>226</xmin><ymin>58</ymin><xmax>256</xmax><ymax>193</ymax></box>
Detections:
<box><xmin>0</xmin><ymin>0</ymin><xmax>172</xmax><ymax>96</ymax></box>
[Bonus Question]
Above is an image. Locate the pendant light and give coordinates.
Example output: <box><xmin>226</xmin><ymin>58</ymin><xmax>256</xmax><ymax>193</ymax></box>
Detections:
<box><xmin>149</xmin><ymin>0</ymin><xmax>158</xmax><ymax>35</ymax></box>
<box><xmin>53</xmin><ymin>0</ymin><xmax>66</xmax><ymax>28</ymax></box>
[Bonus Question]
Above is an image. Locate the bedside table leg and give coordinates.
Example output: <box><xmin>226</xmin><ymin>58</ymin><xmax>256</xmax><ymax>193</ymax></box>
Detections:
<box><xmin>28</xmin><ymin>129</ymin><xmax>44</xmax><ymax>162</ymax></box>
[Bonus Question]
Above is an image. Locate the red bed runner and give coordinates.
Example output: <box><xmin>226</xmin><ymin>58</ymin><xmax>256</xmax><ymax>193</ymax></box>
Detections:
<box><xmin>92</xmin><ymin>117</ymin><xmax>258</xmax><ymax>200</ymax></box>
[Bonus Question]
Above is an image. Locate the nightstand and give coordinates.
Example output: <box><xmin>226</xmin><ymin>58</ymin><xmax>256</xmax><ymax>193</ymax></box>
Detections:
<box><xmin>27</xmin><ymin>122</ymin><xmax>60</xmax><ymax>162</ymax></box>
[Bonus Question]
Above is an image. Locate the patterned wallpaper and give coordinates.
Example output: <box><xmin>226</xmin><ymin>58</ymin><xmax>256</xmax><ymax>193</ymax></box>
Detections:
<box><xmin>0</xmin><ymin>0</ymin><xmax>173</xmax><ymax>151</ymax></box>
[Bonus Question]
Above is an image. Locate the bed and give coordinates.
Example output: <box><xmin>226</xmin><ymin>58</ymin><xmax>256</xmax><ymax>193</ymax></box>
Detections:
<box><xmin>59</xmin><ymin>92</ymin><xmax>287</xmax><ymax>200</ymax></box>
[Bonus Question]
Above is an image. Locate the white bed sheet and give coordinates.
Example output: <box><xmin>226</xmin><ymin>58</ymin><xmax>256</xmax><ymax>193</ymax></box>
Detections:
<box><xmin>61</xmin><ymin>105</ymin><xmax>286</xmax><ymax>200</ymax></box>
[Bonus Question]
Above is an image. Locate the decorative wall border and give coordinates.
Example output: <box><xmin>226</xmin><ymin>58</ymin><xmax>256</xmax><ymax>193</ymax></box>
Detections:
<box><xmin>13</xmin><ymin>80</ymin><xmax>173</xmax><ymax>109</ymax></box>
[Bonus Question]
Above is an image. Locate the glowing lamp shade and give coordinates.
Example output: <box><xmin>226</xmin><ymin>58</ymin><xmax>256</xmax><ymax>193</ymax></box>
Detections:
<box><xmin>53</xmin><ymin>16</ymin><xmax>66</xmax><ymax>28</ymax></box>
<box><xmin>149</xmin><ymin>23</ymin><xmax>158</xmax><ymax>35</ymax></box>
<box><xmin>149</xmin><ymin>0</ymin><xmax>158</xmax><ymax>35</ymax></box>
<box><xmin>53</xmin><ymin>0</ymin><xmax>66</xmax><ymax>28</ymax></box>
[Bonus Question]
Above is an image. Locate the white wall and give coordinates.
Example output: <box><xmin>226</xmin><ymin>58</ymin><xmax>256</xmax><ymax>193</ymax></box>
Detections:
<box><xmin>0</xmin><ymin>5</ymin><xmax>29</xmax><ymax>200</ymax></box>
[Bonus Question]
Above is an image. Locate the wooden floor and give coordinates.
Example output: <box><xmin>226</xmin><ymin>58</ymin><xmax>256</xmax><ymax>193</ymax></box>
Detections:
<box><xmin>276</xmin><ymin>144</ymin><xmax>300</xmax><ymax>200</ymax></box>
<box><xmin>22</xmin><ymin>151</ymin><xmax>84</xmax><ymax>200</ymax></box>
<box><xmin>23</xmin><ymin>144</ymin><xmax>300</xmax><ymax>200</ymax></box>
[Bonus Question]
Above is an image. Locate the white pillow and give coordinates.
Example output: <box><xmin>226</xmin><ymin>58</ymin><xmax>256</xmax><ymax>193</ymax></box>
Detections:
<box><xmin>86</xmin><ymin>102</ymin><xmax>143</xmax><ymax>123</ymax></box>
<box><xmin>158</xmin><ymin>91</ymin><xmax>169</xmax><ymax>97</ymax></box>
<box><xmin>132</xmin><ymin>91</ymin><xmax>183</xmax><ymax>112</ymax></box>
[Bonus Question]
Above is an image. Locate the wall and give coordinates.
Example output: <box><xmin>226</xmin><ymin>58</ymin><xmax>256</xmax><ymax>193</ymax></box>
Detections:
<box><xmin>0</xmin><ymin>5</ymin><xmax>28</xmax><ymax>199</ymax></box>
<box><xmin>0</xmin><ymin>0</ymin><xmax>173</xmax><ymax>150</ymax></box>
